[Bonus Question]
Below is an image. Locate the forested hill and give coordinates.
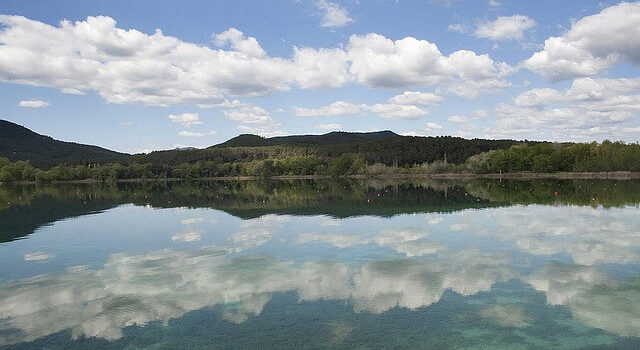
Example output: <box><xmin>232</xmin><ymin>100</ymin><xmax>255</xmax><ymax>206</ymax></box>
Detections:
<box><xmin>214</xmin><ymin>130</ymin><xmax>399</xmax><ymax>148</ymax></box>
<box><xmin>0</xmin><ymin>120</ymin><xmax>127</xmax><ymax>168</ymax></box>
<box><xmin>134</xmin><ymin>131</ymin><xmax>523</xmax><ymax>167</ymax></box>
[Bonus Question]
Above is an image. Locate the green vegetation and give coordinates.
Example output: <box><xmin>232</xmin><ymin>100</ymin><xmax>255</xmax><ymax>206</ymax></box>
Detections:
<box><xmin>464</xmin><ymin>141</ymin><xmax>640</xmax><ymax>173</ymax></box>
<box><xmin>2</xmin><ymin>119</ymin><xmax>640</xmax><ymax>183</ymax></box>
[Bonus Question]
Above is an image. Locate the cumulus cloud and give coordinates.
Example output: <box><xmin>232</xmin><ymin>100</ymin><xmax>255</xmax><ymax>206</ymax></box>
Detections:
<box><xmin>223</xmin><ymin>106</ymin><xmax>274</xmax><ymax>124</ymax></box>
<box><xmin>215</xmin><ymin>104</ymin><xmax>286</xmax><ymax>137</ymax></box>
<box><xmin>475</xmin><ymin>15</ymin><xmax>536</xmax><ymax>40</ymax></box>
<box><xmin>293</xmin><ymin>101</ymin><xmax>428</xmax><ymax>120</ymax></box>
<box><xmin>388</xmin><ymin>91</ymin><xmax>443</xmax><ymax>106</ymax></box>
<box><xmin>292</xmin><ymin>47</ymin><xmax>353</xmax><ymax>89</ymax></box>
<box><xmin>316</xmin><ymin>0</ymin><xmax>353</xmax><ymax>28</ymax></box>
<box><xmin>167</xmin><ymin>113</ymin><xmax>202</xmax><ymax>127</ymax></box>
<box><xmin>489</xmin><ymin>78</ymin><xmax>640</xmax><ymax>141</ymax></box>
<box><xmin>0</xmin><ymin>16</ymin><xmax>353</xmax><ymax>106</ymax></box>
<box><xmin>213</xmin><ymin>28</ymin><xmax>266</xmax><ymax>58</ymax></box>
<box><xmin>18</xmin><ymin>99</ymin><xmax>49</xmax><ymax>108</ymax></box>
<box><xmin>293</xmin><ymin>91</ymin><xmax>441</xmax><ymax>120</ymax></box>
<box><xmin>524</xmin><ymin>2</ymin><xmax>640</xmax><ymax>80</ymax></box>
<box><xmin>347</xmin><ymin>33</ymin><xmax>512</xmax><ymax>97</ymax></box>
<box><xmin>369</xmin><ymin>103</ymin><xmax>428</xmax><ymax>119</ymax></box>
<box><xmin>0</xmin><ymin>15</ymin><xmax>513</xmax><ymax>108</ymax></box>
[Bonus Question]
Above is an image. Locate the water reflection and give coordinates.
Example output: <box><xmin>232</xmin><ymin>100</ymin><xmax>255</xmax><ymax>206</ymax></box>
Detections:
<box><xmin>528</xmin><ymin>262</ymin><xmax>640</xmax><ymax>337</ymax></box>
<box><xmin>0</xmin><ymin>248</ymin><xmax>514</xmax><ymax>345</ymax></box>
<box><xmin>0</xmin><ymin>179</ymin><xmax>639</xmax><ymax>348</ymax></box>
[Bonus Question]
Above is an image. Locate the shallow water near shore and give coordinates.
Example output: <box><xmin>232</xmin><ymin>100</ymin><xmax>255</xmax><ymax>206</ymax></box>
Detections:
<box><xmin>1</xmin><ymin>179</ymin><xmax>639</xmax><ymax>349</ymax></box>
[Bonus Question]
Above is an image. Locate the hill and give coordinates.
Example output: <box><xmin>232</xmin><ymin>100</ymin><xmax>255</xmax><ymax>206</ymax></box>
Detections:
<box><xmin>214</xmin><ymin>130</ymin><xmax>399</xmax><ymax>148</ymax></box>
<box><xmin>0</xmin><ymin>120</ymin><xmax>127</xmax><ymax>168</ymax></box>
<box><xmin>131</xmin><ymin>130</ymin><xmax>522</xmax><ymax>167</ymax></box>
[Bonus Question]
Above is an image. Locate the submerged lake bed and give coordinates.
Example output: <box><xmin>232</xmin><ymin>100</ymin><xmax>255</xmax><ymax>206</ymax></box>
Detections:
<box><xmin>0</xmin><ymin>179</ymin><xmax>639</xmax><ymax>349</ymax></box>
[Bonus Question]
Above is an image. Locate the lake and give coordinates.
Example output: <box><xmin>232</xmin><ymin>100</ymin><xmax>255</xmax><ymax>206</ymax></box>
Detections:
<box><xmin>0</xmin><ymin>179</ymin><xmax>639</xmax><ymax>349</ymax></box>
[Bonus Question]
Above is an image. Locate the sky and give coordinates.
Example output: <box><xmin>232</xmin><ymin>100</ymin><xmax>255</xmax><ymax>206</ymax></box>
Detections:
<box><xmin>1</xmin><ymin>0</ymin><xmax>640</xmax><ymax>153</ymax></box>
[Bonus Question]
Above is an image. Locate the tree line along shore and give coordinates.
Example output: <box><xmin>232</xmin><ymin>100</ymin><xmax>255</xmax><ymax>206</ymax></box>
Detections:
<box><xmin>1</xmin><ymin>140</ymin><xmax>640</xmax><ymax>183</ymax></box>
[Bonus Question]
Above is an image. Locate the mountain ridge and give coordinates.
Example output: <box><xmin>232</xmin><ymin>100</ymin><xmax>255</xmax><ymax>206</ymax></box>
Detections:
<box><xmin>0</xmin><ymin>120</ymin><xmax>127</xmax><ymax>168</ymax></box>
<box><xmin>212</xmin><ymin>130</ymin><xmax>399</xmax><ymax>148</ymax></box>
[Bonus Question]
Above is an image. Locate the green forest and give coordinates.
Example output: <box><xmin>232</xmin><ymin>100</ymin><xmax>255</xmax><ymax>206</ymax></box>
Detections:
<box><xmin>1</xmin><ymin>139</ymin><xmax>639</xmax><ymax>183</ymax></box>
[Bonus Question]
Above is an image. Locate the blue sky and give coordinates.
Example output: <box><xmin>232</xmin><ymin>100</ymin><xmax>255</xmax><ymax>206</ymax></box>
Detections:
<box><xmin>1</xmin><ymin>0</ymin><xmax>639</xmax><ymax>153</ymax></box>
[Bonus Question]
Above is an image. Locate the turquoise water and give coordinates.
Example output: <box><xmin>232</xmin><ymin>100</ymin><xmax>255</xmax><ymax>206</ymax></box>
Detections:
<box><xmin>0</xmin><ymin>179</ymin><xmax>639</xmax><ymax>349</ymax></box>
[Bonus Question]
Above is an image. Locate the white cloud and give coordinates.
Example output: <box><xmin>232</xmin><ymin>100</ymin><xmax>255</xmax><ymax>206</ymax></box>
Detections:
<box><xmin>292</xmin><ymin>47</ymin><xmax>353</xmax><ymax>89</ymax></box>
<box><xmin>489</xmin><ymin>77</ymin><xmax>640</xmax><ymax>141</ymax></box>
<box><xmin>196</xmin><ymin>98</ymin><xmax>245</xmax><ymax>109</ymax></box>
<box><xmin>0</xmin><ymin>15</ymin><xmax>515</xmax><ymax>108</ymax></box>
<box><xmin>222</xmin><ymin>104</ymin><xmax>286</xmax><ymax>139</ymax></box>
<box><xmin>388</xmin><ymin>91</ymin><xmax>443</xmax><ymax>106</ymax></box>
<box><xmin>293</xmin><ymin>101</ymin><xmax>365</xmax><ymax>117</ymax></box>
<box><xmin>317</xmin><ymin>0</ymin><xmax>353</xmax><ymax>28</ymax></box>
<box><xmin>178</xmin><ymin>130</ymin><xmax>216</xmax><ymax>138</ymax></box>
<box><xmin>347</xmin><ymin>33</ymin><xmax>512</xmax><ymax>97</ymax></box>
<box><xmin>224</xmin><ymin>106</ymin><xmax>275</xmax><ymax>125</ymax></box>
<box><xmin>119</xmin><ymin>121</ymin><xmax>134</xmax><ymax>127</ymax></box>
<box><xmin>167</xmin><ymin>113</ymin><xmax>202</xmax><ymax>127</ymax></box>
<box><xmin>294</xmin><ymin>90</ymin><xmax>441</xmax><ymax>121</ymax></box>
<box><xmin>425</xmin><ymin>122</ymin><xmax>443</xmax><ymax>131</ymax></box>
<box><xmin>369</xmin><ymin>103</ymin><xmax>428</xmax><ymax>119</ymax></box>
<box><xmin>18</xmin><ymin>99</ymin><xmax>49</xmax><ymax>108</ymax></box>
<box><xmin>0</xmin><ymin>16</ymin><xmax>355</xmax><ymax>106</ymax></box>
<box><xmin>487</xmin><ymin>0</ymin><xmax>500</xmax><ymax>7</ymax></box>
<box><xmin>475</xmin><ymin>15</ymin><xmax>536</xmax><ymax>40</ymax></box>
<box><xmin>294</xmin><ymin>100</ymin><xmax>428</xmax><ymax>120</ymax></box>
<box><xmin>213</xmin><ymin>28</ymin><xmax>266</xmax><ymax>58</ymax></box>
<box><xmin>524</xmin><ymin>2</ymin><xmax>640</xmax><ymax>80</ymax></box>
<box><xmin>316</xmin><ymin>123</ymin><xmax>342</xmax><ymax>130</ymax></box>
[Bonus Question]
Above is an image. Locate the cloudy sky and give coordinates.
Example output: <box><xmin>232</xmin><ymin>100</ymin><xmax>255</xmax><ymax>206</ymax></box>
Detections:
<box><xmin>1</xmin><ymin>0</ymin><xmax>640</xmax><ymax>153</ymax></box>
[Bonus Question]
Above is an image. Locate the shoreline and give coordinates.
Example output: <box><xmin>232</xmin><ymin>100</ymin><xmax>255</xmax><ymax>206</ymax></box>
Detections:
<box><xmin>3</xmin><ymin>171</ymin><xmax>640</xmax><ymax>185</ymax></box>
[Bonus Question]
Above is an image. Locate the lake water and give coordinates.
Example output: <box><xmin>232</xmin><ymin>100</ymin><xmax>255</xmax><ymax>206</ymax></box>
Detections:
<box><xmin>0</xmin><ymin>179</ymin><xmax>639</xmax><ymax>349</ymax></box>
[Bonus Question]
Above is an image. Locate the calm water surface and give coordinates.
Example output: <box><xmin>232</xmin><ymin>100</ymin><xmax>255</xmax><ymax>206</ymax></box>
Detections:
<box><xmin>0</xmin><ymin>179</ymin><xmax>639</xmax><ymax>349</ymax></box>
